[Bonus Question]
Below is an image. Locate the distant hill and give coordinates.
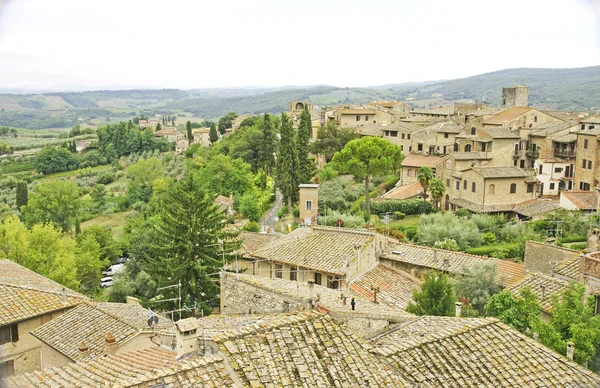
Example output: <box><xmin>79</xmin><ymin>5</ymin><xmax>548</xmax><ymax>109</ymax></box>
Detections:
<box><xmin>1</xmin><ymin>66</ymin><xmax>599</xmax><ymax>129</ymax></box>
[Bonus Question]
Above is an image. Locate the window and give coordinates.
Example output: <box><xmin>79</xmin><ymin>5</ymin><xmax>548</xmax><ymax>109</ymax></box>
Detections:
<box><xmin>513</xmin><ymin>160</ymin><xmax>518</xmax><ymax>166</ymax></box>
<box><xmin>275</xmin><ymin>264</ymin><xmax>283</xmax><ymax>278</ymax></box>
<box><xmin>471</xmin><ymin>127</ymin><xmax>476</xmax><ymax>135</ymax></box>
<box><xmin>456</xmin><ymin>180</ymin><xmax>460</xmax><ymax>190</ymax></box>
<box><xmin>520</xmin><ymin>160</ymin><xmax>525</xmax><ymax>168</ymax></box>
<box><xmin>580</xmin><ymin>181</ymin><xmax>584</xmax><ymax>190</ymax></box>
<box><xmin>534</xmin><ymin>115</ymin><xmax>538</xmax><ymax>123</ymax></box>
<box><xmin>471</xmin><ymin>182</ymin><xmax>476</xmax><ymax>192</ymax></box>
<box><xmin>364</xmin><ymin>115</ymin><xmax>369</xmax><ymax>121</ymax></box>
<box><xmin>390</xmin><ymin>131</ymin><xmax>397</xmax><ymax>137</ymax></box>
<box><xmin>453</xmin><ymin>143</ymin><xmax>458</xmax><ymax>152</ymax></box>
<box><xmin>463</xmin><ymin>180</ymin><xmax>467</xmax><ymax>190</ymax></box>
<box><xmin>488</xmin><ymin>184</ymin><xmax>495</xmax><ymax>194</ymax></box>
<box><xmin>591</xmin><ymin>125</ymin><xmax>596</xmax><ymax>130</ymax></box>
<box><xmin>481</xmin><ymin>143</ymin><xmax>486</xmax><ymax>152</ymax></box>
<box><xmin>0</xmin><ymin>360</ymin><xmax>14</xmax><ymax>378</ymax></box>
<box><xmin>589</xmin><ymin>160</ymin><xmax>593</xmax><ymax>170</ymax></box>
<box><xmin>356</xmin><ymin>115</ymin><xmax>360</xmax><ymax>121</ymax></box>
<box><xmin>0</xmin><ymin>324</ymin><xmax>18</xmax><ymax>345</ymax></box>
<box><xmin>306</xmin><ymin>200</ymin><xmax>312</xmax><ymax>211</ymax></box>
<box><xmin>327</xmin><ymin>276</ymin><xmax>339</xmax><ymax>289</ymax></box>
<box><xmin>582</xmin><ymin>124</ymin><xmax>586</xmax><ymax>130</ymax></box>
<box><xmin>464</xmin><ymin>144</ymin><xmax>472</xmax><ymax>152</ymax></box>
<box><xmin>509</xmin><ymin>183</ymin><xmax>517</xmax><ymax>193</ymax></box>
<box><xmin>446</xmin><ymin>179</ymin><xmax>450</xmax><ymax>187</ymax></box>
<box><xmin>401</xmin><ymin>133</ymin><xmax>405</xmax><ymax>139</ymax></box>
<box><xmin>554</xmin><ymin>167</ymin><xmax>562</xmax><ymax>173</ymax></box>
<box><xmin>418</xmin><ymin>144</ymin><xmax>423</xmax><ymax>152</ymax></box>
<box><xmin>584</xmin><ymin>139</ymin><xmax>589</xmax><ymax>149</ymax></box>
<box><xmin>290</xmin><ymin>266</ymin><xmax>297</xmax><ymax>281</ymax></box>
<box><xmin>550</xmin><ymin>183</ymin><xmax>555</xmax><ymax>190</ymax></box>
<box><xmin>584</xmin><ymin>182</ymin><xmax>591</xmax><ymax>190</ymax></box>
<box><xmin>527</xmin><ymin>183</ymin><xmax>534</xmax><ymax>193</ymax></box>
<box><xmin>407</xmin><ymin>134</ymin><xmax>411</xmax><ymax>140</ymax></box>
<box><xmin>407</xmin><ymin>169</ymin><xmax>413</xmax><ymax>177</ymax></box>
<box><xmin>583</xmin><ymin>159</ymin><xmax>587</xmax><ymax>169</ymax></box>
<box><xmin>314</xmin><ymin>273</ymin><xmax>322</xmax><ymax>285</ymax></box>
<box><xmin>444</xmin><ymin>133</ymin><xmax>449</xmax><ymax>138</ymax></box>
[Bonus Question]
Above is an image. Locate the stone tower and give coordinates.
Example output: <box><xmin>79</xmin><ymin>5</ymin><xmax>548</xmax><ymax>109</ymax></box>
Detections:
<box><xmin>299</xmin><ymin>184</ymin><xmax>319</xmax><ymax>225</ymax></box>
<box><xmin>502</xmin><ymin>85</ymin><xmax>529</xmax><ymax>108</ymax></box>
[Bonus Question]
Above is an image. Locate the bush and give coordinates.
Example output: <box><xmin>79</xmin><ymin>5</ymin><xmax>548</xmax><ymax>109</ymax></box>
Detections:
<box><xmin>317</xmin><ymin>165</ymin><xmax>338</xmax><ymax>183</ymax></box>
<box><xmin>417</xmin><ymin>212</ymin><xmax>482</xmax><ymax>249</ymax></box>
<box><xmin>482</xmin><ymin>232</ymin><xmax>496</xmax><ymax>245</ymax></box>
<box><xmin>466</xmin><ymin>243</ymin><xmax>521</xmax><ymax>258</ymax></box>
<box><xmin>95</xmin><ymin>172</ymin><xmax>116</xmax><ymax>185</ymax></box>
<box><xmin>567</xmin><ymin>242</ymin><xmax>587</xmax><ymax>250</ymax></box>
<box><xmin>394</xmin><ymin>211</ymin><xmax>405</xmax><ymax>220</ymax></box>
<box><xmin>455</xmin><ymin>208</ymin><xmax>471</xmax><ymax>218</ymax></box>
<box><xmin>433</xmin><ymin>238</ymin><xmax>460</xmax><ymax>251</ymax></box>
<box><xmin>557</xmin><ymin>235</ymin><xmax>587</xmax><ymax>244</ymax></box>
<box><xmin>242</xmin><ymin>221</ymin><xmax>260</xmax><ymax>232</ymax></box>
<box><xmin>293</xmin><ymin>207</ymin><xmax>300</xmax><ymax>218</ymax></box>
<box><xmin>277</xmin><ymin>205</ymin><xmax>288</xmax><ymax>218</ymax></box>
<box><xmin>369</xmin><ymin>199</ymin><xmax>433</xmax><ymax>215</ymax></box>
<box><xmin>320</xmin><ymin>210</ymin><xmax>365</xmax><ymax>228</ymax></box>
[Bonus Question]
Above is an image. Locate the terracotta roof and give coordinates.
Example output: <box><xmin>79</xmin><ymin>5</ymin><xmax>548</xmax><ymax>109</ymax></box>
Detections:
<box><xmin>350</xmin><ymin>264</ymin><xmax>420</xmax><ymax>309</ymax></box>
<box><xmin>238</xmin><ymin>232</ymin><xmax>281</xmax><ymax>255</ymax></box>
<box><xmin>411</xmin><ymin>106</ymin><xmax>454</xmax><ymax>115</ymax></box>
<box><xmin>471</xmin><ymin>166</ymin><xmax>532</xmax><ymax>178</ymax></box>
<box><xmin>2</xmin><ymin>349</ymin><xmax>235</xmax><ymax>387</ymax></box>
<box><xmin>479</xmin><ymin>127</ymin><xmax>521</xmax><ymax>138</ymax></box>
<box><xmin>530</xmin><ymin>121</ymin><xmax>577</xmax><ymax>137</ymax></box>
<box><xmin>506</xmin><ymin>273</ymin><xmax>570</xmax><ymax>314</ymax></box>
<box><xmin>580</xmin><ymin>115</ymin><xmax>600</xmax><ymax>124</ymax></box>
<box><xmin>337</xmin><ymin>108</ymin><xmax>377</xmax><ymax>115</ymax></box>
<box><xmin>561</xmin><ymin>191</ymin><xmax>598</xmax><ymax>210</ymax></box>
<box><xmin>175</xmin><ymin>313</ymin><xmax>271</xmax><ymax>336</ymax></box>
<box><xmin>447</xmin><ymin>151</ymin><xmax>492</xmax><ymax>160</ymax></box>
<box><xmin>249</xmin><ymin>226</ymin><xmax>376</xmax><ymax>276</ymax></box>
<box><xmin>192</xmin><ymin>127</ymin><xmax>210</xmax><ymax>133</ymax></box>
<box><xmin>554</xmin><ymin>255</ymin><xmax>581</xmax><ymax>280</ymax></box>
<box><xmin>512</xmin><ymin>199</ymin><xmax>558</xmax><ymax>217</ymax></box>
<box><xmin>401</xmin><ymin>154</ymin><xmax>443</xmax><ymax>168</ymax></box>
<box><xmin>483</xmin><ymin>107</ymin><xmax>532</xmax><ymax>125</ymax></box>
<box><xmin>214</xmin><ymin>311</ymin><xmax>409</xmax><ymax>387</ymax></box>
<box><xmin>355</xmin><ymin>125</ymin><xmax>383</xmax><ymax>137</ymax></box>
<box><xmin>32</xmin><ymin>302</ymin><xmax>173</xmax><ymax>361</ymax></box>
<box><xmin>381</xmin><ymin>243</ymin><xmax>525</xmax><ymax>283</ymax></box>
<box><xmin>436</xmin><ymin>123</ymin><xmax>464</xmax><ymax>133</ymax></box>
<box><xmin>372</xmin><ymin>316</ymin><xmax>600</xmax><ymax>387</ymax></box>
<box><xmin>381</xmin><ymin>182</ymin><xmax>424</xmax><ymax>200</ymax></box>
<box><xmin>554</xmin><ymin>133</ymin><xmax>578</xmax><ymax>143</ymax></box>
<box><xmin>0</xmin><ymin>260</ymin><xmax>88</xmax><ymax>325</ymax></box>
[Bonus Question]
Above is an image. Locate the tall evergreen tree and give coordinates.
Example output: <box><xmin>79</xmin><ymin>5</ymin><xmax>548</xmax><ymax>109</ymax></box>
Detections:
<box><xmin>15</xmin><ymin>181</ymin><xmax>28</xmax><ymax>211</ymax></box>
<box><xmin>186</xmin><ymin>121</ymin><xmax>193</xmax><ymax>144</ymax></box>
<box><xmin>258</xmin><ymin>113</ymin><xmax>277</xmax><ymax>176</ymax></box>
<box><xmin>297</xmin><ymin>107</ymin><xmax>314</xmax><ymax>183</ymax></box>
<box><xmin>276</xmin><ymin>113</ymin><xmax>299</xmax><ymax>208</ymax></box>
<box><xmin>156</xmin><ymin>122</ymin><xmax>162</xmax><ymax>132</ymax></box>
<box><xmin>209</xmin><ymin>122</ymin><xmax>219</xmax><ymax>143</ymax></box>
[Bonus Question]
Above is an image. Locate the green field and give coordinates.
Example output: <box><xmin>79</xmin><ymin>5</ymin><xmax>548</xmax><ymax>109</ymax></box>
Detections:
<box><xmin>387</xmin><ymin>215</ymin><xmax>421</xmax><ymax>228</ymax></box>
<box><xmin>81</xmin><ymin>210</ymin><xmax>134</xmax><ymax>240</ymax></box>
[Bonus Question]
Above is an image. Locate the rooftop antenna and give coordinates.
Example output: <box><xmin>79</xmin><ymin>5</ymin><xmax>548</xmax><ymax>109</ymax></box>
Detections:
<box><xmin>155</xmin><ymin>281</ymin><xmax>182</xmax><ymax>321</ymax></box>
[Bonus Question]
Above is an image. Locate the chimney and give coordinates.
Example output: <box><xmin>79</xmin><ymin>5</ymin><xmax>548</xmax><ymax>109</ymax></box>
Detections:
<box><xmin>455</xmin><ymin>302</ymin><xmax>462</xmax><ymax>317</ymax></box>
<box><xmin>567</xmin><ymin>342</ymin><xmax>574</xmax><ymax>361</ymax></box>
<box><xmin>443</xmin><ymin>257</ymin><xmax>450</xmax><ymax>269</ymax></box>
<box><xmin>371</xmin><ymin>286</ymin><xmax>380</xmax><ymax>304</ymax></box>
<box><xmin>78</xmin><ymin>340</ymin><xmax>89</xmax><ymax>359</ymax></box>
<box><xmin>433</xmin><ymin>249</ymin><xmax>438</xmax><ymax>261</ymax></box>
<box><xmin>105</xmin><ymin>332</ymin><xmax>117</xmax><ymax>355</ymax></box>
<box><xmin>61</xmin><ymin>288</ymin><xmax>66</xmax><ymax>305</ymax></box>
<box><xmin>307</xmin><ymin>280</ymin><xmax>315</xmax><ymax>307</ymax></box>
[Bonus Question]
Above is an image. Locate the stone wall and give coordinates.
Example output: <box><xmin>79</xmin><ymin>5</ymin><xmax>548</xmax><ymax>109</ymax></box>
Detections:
<box><xmin>524</xmin><ymin>241</ymin><xmax>579</xmax><ymax>275</ymax></box>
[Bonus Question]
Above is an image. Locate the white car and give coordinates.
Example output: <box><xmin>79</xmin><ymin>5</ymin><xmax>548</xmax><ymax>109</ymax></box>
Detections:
<box><xmin>100</xmin><ymin>277</ymin><xmax>114</xmax><ymax>288</ymax></box>
<box><xmin>102</xmin><ymin>264</ymin><xmax>124</xmax><ymax>277</ymax></box>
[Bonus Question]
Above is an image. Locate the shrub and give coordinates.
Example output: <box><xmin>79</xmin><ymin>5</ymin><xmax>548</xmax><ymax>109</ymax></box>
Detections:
<box><xmin>369</xmin><ymin>199</ymin><xmax>433</xmax><ymax>215</ymax></box>
<box><xmin>454</xmin><ymin>208</ymin><xmax>471</xmax><ymax>218</ymax></box>
<box><xmin>394</xmin><ymin>211</ymin><xmax>405</xmax><ymax>220</ymax></box>
<box><xmin>320</xmin><ymin>210</ymin><xmax>365</xmax><ymax>228</ymax></box>
<box><xmin>277</xmin><ymin>205</ymin><xmax>288</xmax><ymax>218</ymax></box>
<box><xmin>466</xmin><ymin>243</ymin><xmax>521</xmax><ymax>258</ymax></box>
<box><xmin>557</xmin><ymin>235</ymin><xmax>587</xmax><ymax>244</ymax></box>
<box><xmin>482</xmin><ymin>232</ymin><xmax>496</xmax><ymax>245</ymax></box>
<box><xmin>417</xmin><ymin>212</ymin><xmax>482</xmax><ymax>249</ymax></box>
<box><xmin>433</xmin><ymin>238</ymin><xmax>460</xmax><ymax>251</ymax></box>
<box><xmin>317</xmin><ymin>165</ymin><xmax>338</xmax><ymax>183</ymax></box>
<box><xmin>95</xmin><ymin>172</ymin><xmax>116</xmax><ymax>185</ymax></box>
<box><xmin>567</xmin><ymin>242</ymin><xmax>587</xmax><ymax>250</ymax></box>
<box><xmin>293</xmin><ymin>207</ymin><xmax>300</xmax><ymax>218</ymax></box>
<box><xmin>242</xmin><ymin>221</ymin><xmax>260</xmax><ymax>232</ymax></box>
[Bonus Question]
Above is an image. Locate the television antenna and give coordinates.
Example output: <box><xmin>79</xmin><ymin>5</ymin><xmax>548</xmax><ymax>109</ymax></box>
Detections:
<box><xmin>155</xmin><ymin>281</ymin><xmax>182</xmax><ymax>321</ymax></box>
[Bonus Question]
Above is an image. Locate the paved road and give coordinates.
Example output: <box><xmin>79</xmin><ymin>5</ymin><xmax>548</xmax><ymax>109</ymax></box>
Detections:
<box><xmin>260</xmin><ymin>190</ymin><xmax>283</xmax><ymax>233</ymax></box>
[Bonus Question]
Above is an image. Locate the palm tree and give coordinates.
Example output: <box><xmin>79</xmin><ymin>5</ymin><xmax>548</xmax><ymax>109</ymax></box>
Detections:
<box><xmin>429</xmin><ymin>178</ymin><xmax>446</xmax><ymax>211</ymax></box>
<box><xmin>417</xmin><ymin>166</ymin><xmax>434</xmax><ymax>213</ymax></box>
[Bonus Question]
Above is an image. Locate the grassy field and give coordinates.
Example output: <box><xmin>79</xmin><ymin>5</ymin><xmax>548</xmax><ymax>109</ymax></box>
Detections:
<box><xmin>387</xmin><ymin>215</ymin><xmax>421</xmax><ymax>228</ymax></box>
<box><xmin>81</xmin><ymin>210</ymin><xmax>134</xmax><ymax>240</ymax></box>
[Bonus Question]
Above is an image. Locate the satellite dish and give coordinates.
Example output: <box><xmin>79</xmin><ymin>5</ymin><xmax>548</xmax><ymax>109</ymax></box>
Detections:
<box><xmin>148</xmin><ymin>315</ymin><xmax>159</xmax><ymax>328</ymax></box>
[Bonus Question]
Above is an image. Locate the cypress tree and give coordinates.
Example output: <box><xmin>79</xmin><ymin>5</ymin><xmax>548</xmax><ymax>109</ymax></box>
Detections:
<box><xmin>297</xmin><ymin>107</ymin><xmax>315</xmax><ymax>183</ymax></box>
<box><xmin>15</xmin><ymin>181</ymin><xmax>28</xmax><ymax>211</ymax></box>
<box><xmin>209</xmin><ymin>122</ymin><xmax>219</xmax><ymax>143</ymax></box>
<box><xmin>259</xmin><ymin>113</ymin><xmax>277</xmax><ymax>176</ymax></box>
<box><xmin>186</xmin><ymin>121</ymin><xmax>193</xmax><ymax>144</ymax></box>
<box><xmin>276</xmin><ymin>113</ymin><xmax>299</xmax><ymax>208</ymax></box>
<box><xmin>74</xmin><ymin>217</ymin><xmax>81</xmax><ymax>236</ymax></box>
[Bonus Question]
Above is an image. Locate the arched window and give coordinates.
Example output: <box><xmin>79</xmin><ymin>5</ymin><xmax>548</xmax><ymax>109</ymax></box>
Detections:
<box><xmin>534</xmin><ymin>115</ymin><xmax>538</xmax><ymax>123</ymax></box>
<box><xmin>471</xmin><ymin>127</ymin><xmax>476</xmax><ymax>135</ymax></box>
<box><xmin>510</xmin><ymin>183</ymin><xmax>517</xmax><ymax>194</ymax></box>
<box><xmin>464</xmin><ymin>144</ymin><xmax>472</xmax><ymax>152</ymax></box>
<box><xmin>472</xmin><ymin>182</ymin><xmax>476</xmax><ymax>192</ymax></box>
<box><xmin>488</xmin><ymin>184</ymin><xmax>495</xmax><ymax>194</ymax></box>
<box><xmin>453</xmin><ymin>143</ymin><xmax>458</xmax><ymax>152</ymax></box>
<box><xmin>463</xmin><ymin>180</ymin><xmax>468</xmax><ymax>190</ymax></box>
<box><xmin>527</xmin><ymin>183</ymin><xmax>534</xmax><ymax>193</ymax></box>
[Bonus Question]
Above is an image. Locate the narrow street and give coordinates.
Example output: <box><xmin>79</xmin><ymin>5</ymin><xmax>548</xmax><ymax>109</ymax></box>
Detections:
<box><xmin>260</xmin><ymin>190</ymin><xmax>283</xmax><ymax>233</ymax></box>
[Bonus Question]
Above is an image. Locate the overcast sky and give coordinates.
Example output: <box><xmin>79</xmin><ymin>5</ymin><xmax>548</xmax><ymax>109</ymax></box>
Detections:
<box><xmin>1</xmin><ymin>0</ymin><xmax>600</xmax><ymax>91</ymax></box>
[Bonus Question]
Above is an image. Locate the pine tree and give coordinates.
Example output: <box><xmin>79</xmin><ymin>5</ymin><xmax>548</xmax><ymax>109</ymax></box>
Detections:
<box><xmin>15</xmin><ymin>181</ymin><xmax>28</xmax><ymax>211</ymax></box>
<box><xmin>258</xmin><ymin>113</ymin><xmax>277</xmax><ymax>176</ymax></box>
<box><xmin>186</xmin><ymin>121</ymin><xmax>193</xmax><ymax>144</ymax></box>
<box><xmin>74</xmin><ymin>217</ymin><xmax>81</xmax><ymax>236</ymax></box>
<box><xmin>156</xmin><ymin>122</ymin><xmax>162</xmax><ymax>132</ymax></box>
<box><xmin>209</xmin><ymin>122</ymin><xmax>219</xmax><ymax>143</ymax></box>
<box><xmin>276</xmin><ymin>113</ymin><xmax>299</xmax><ymax>208</ymax></box>
<box><xmin>297</xmin><ymin>107</ymin><xmax>314</xmax><ymax>183</ymax></box>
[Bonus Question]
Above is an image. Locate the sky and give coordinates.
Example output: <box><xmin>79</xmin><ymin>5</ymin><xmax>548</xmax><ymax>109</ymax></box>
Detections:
<box><xmin>1</xmin><ymin>0</ymin><xmax>600</xmax><ymax>91</ymax></box>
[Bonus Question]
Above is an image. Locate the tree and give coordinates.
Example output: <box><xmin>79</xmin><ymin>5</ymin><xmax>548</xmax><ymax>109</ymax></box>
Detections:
<box><xmin>22</xmin><ymin>180</ymin><xmax>81</xmax><ymax>233</ymax></box>
<box><xmin>297</xmin><ymin>107</ymin><xmax>315</xmax><ymax>184</ymax></box>
<box><xmin>127</xmin><ymin>157</ymin><xmax>165</xmax><ymax>188</ymax></box>
<box><xmin>156</xmin><ymin>122</ymin><xmax>162</xmax><ymax>132</ymax></box>
<box><xmin>407</xmin><ymin>271</ymin><xmax>456</xmax><ymax>316</ymax></box>
<box><xmin>209</xmin><ymin>122</ymin><xmax>219</xmax><ymax>143</ymax></box>
<box><xmin>417</xmin><ymin>212</ymin><xmax>483</xmax><ymax>248</ymax></box>
<box><xmin>455</xmin><ymin>261</ymin><xmax>504</xmax><ymax>314</ymax></box>
<box><xmin>77</xmin><ymin>225</ymin><xmax>122</xmax><ymax>262</ymax></box>
<box><xmin>76</xmin><ymin>235</ymin><xmax>107</xmax><ymax>294</ymax></box>
<box><xmin>311</xmin><ymin>121</ymin><xmax>358</xmax><ymax>162</ymax></box>
<box><xmin>218</xmin><ymin>112</ymin><xmax>238</xmax><ymax>135</ymax></box>
<box><xmin>15</xmin><ymin>181</ymin><xmax>28</xmax><ymax>211</ymax></box>
<box><xmin>90</xmin><ymin>184</ymin><xmax>107</xmax><ymax>209</ymax></box>
<box><xmin>138</xmin><ymin>173</ymin><xmax>239</xmax><ymax>315</ymax></box>
<box><xmin>196</xmin><ymin>154</ymin><xmax>253</xmax><ymax>197</ymax></box>
<box><xmin>258</xmin><ymin>113</ymin><xmax>277</xmax><ymax>176</ymax></box>
<box><xmin>0</xmin><ymin>141</ymin><xmax>11</xmax><ymax>154</ymax></box>
<box><xmin>239</xmin><ymin>190</ymin><xmax>262</xmax><ymax>222</ymax></box>
<box><xmin>186</xmin><ymin>121</ymin><xmax>193</xmax><ymax>144</ymax></box>
<box><xmin>276</xmin><ymin>113</ymin><xmax>299</xmax><ymax>208</ymax></box>
<box><xmin>429</xmin><ymin>177</ymin><xmax>445</xmax><ymax>211</ymax></box>
<box><xmin>332</xmin><ymin>137</ymin><xmax>403</xmax><ymax>219</ymax></box>
<box><xmin>35</xmin><ymin>146</ymin><xmax>79</xmax><ymax>175</ymax></box>
<box><xmin>69</xmin><ymin>124</ymin><xmax>82</xmax><ymax>137</ymax></box>
<box><xmin>417</xmin><ymin>166</ymin><xmax>434</xmax><ymax>214</ymax></box>
<box><xmin>486</xmin><ymin>287</ymin><xmax>542</xmax><ymax>334</ymax></box>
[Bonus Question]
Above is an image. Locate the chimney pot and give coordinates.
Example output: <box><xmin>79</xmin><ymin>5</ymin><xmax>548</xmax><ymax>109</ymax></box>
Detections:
<box><xmin>567</xmin><ymin>342</ymin><xmax>575</xmax><ymax>361</ymax></box>
<box><xmin>105</xmin><ymin>332</ymin><xmax>117</xmax><ymax>355</ymax></box>
<box><xmin>455</xmin><ymin>302</ymin><xmax>462</xmax><ymax>317</ymax></box>
<box><xmin>61</xmin><ymin>288</ymin><xmax>66</xmax><ymax>305</ymax></box>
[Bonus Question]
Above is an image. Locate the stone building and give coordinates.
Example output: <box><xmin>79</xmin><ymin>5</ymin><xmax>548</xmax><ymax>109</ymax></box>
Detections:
<box><xmin>192</xmin><ymin>127</ymin><xmax>211</xmax><ymax>147</ymax></box>
<box><xmin>573</xmin><ymin>127</ymin><xmax>600</xmax><ymax>191</ymax></box>
<box><xmin>501</xmin><ymin>85</ymin><xmax>529</xmax><ymax>108</ymax></box>
<box><xmin>298</xmin><ymin>183</ymin><xmax>318</xmax><ymax>225</ymax></box>
<box><xmin>483</xmin><ymin>107</ymin><xmax>563</xmax><ymax>132</ymax></box>
<box><xmin>400</xmin><ymin>155</ymin><xmax>443</xmax><ymax>186</ymax></box>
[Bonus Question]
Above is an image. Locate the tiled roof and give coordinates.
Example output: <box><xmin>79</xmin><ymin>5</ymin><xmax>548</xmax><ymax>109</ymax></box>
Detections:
<box><xmin>380</xmin><ymin>182</ymin><xmax>423</xmax><ymax>200</ymax></box>
<box><xmin>447</xmin><ymin>151</ymin><xmax>492</xmax><ymax>160</ymax></box>
<box><xmin>238</xmin><ymin>232</ymin><xmax>281</xmax><ymax>255</ymax></box>
<box><xmin>580</xmin><ymin>115</ymin><xmax>600</xmax><ymax>124</ymax></box>
<box><xmin>436</xmin><ymin>123</ymin><xmax>464</xmax><ymax>133</ymax></box>
<box><xmin>561</xmin><ymin>191</ymin><xmax>598</xmax><ymax>210</ymax></box>
<box><xmin>214</xmin><ymin>312</ymin><xmax>409</xmax><ymax>387</ymax></box>
<box><xmin>401</xmin><ymin>154</ymin><xmax>443</xmax><ymax>168</ymax></box>
<box><xmin>411</xmin><ymin>106</ymin><xmax>455</xmax><ymax>115</ymax></box>
<box><xmin>0</xmin><ymin>259</ymin><xmax>88</xmax><ymax>325</ymax></box>
<box><xmin>381</xmin><ymin>243</ymin><xmax>525</xmax><ymax>283</ymax></box>
<box><xmin>175</xmin><ymin>313</ymin><xmax>271</xmax><ymax>336</ymax></box>
<box><xmin>223</xmin><ymin>272</ymin><xmax>414</xmax><ymax>318</ymax></box>
<box><xmin>2</xmin><ymin>348</ymin><xmax>235</xmax><ymax>387</ymax></box>
<box><xmin>483</xmin><ymin>107</ymin><xmax>532</xmax><ymax>125</ymax></box>
<box><xmin>373</xmin><ymin>316</ymin><xmax>600</xmax><ymax>387</ymax></box>
<box><xmin>507</xmin><ymin>273</ymin><xmax>571</xmax><ymax>313</ymax></box>
<box><xmin>530</xmin><ymin>121</ymin><xmax>577</xmax><ymax>137</ymax></box>
<box><xmin>471</xmin><ymin>166</ymin><xmax>531</xmax><ymax>178</ymax></box>
<box><xmin>32</xmin><ymin>302</ymin><xmax>173</xmax><ymax>361</ymax></box>
<box><xmin>553</xmin><ymin>133</ymin><xmax>578</xmax><ymax>143</ymax></box>
<box><xmin>553</xmin><ymin>254</ymin><xmax>581</xmax><ymax>280</ymax></box>
<box><xmin>350</xmin><ymin>264</ymin><xmax>420</xmax><ymax>309</ymax></box>
<box><xmin>249</xmin><ymin>226</ymin><xmax>376</xmax><ymax>275</ymax></box>
<box><xmin>355</xmin><ymin>125</ymin><xmax>383</xmax><ymax>137</ymax></box>
<box><xmin>479</xmin><ymin>127</ymin><xmax>521</xmax><ymax>138</ymax></box>
<box><xmin>449</xmin><ymin>198</ymin><xmax>557</xmax><ymax>218</ymax></box>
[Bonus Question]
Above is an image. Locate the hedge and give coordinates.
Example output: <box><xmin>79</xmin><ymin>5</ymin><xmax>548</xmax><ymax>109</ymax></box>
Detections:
<box><xmin>465</xmin><ymin>243</ymin><xmax>520</xmax><ymax>257</ymax></box>
<box><xmin>557</xmin><ymin>235</ymin><xmax>587</xmax><ymax>244</ymax></box>
<box><xmin>567</xmin><ymin>242</ymin><xmax>587</xmax><ymax>250</ymax></box>
<box><xmin>370</xmin><ymin>199</ymin><xmax>433</xmax><ymax>215</ymax></box>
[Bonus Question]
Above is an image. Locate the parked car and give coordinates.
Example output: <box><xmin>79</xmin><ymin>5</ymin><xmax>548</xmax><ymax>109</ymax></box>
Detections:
<box><xmin>114</xmin><ymin>257</ymin><xmax>129</xmax><ymax>265</ymax></box>
<box><xmin>102</xmin><ymin>263</ymin><xmax>124</xmax><ymax>277</ymax></box>
<box><xmin>100</xmin><ymin>277</ymin><xmax>114</xmax><ymax>288</ymax></box>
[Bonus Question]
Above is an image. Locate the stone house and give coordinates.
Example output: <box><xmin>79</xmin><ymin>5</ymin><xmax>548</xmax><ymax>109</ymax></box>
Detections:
<box><xmin>573</xmin><ymin>126</ymin><xmax>600</xmax><ymax>192</ymax></box>
<box><xmin>367</xmin><ymin>100</ymin><xmax>412</xmax><ymax>118</ymax></box>
<box><xmin>214</xmin><ymin>194</ymin><xmax>234</xmax><ymax>217</ymax></box>
<box><xmin>192</xmin><ymin>128</ymin><xmax>211</xmax><ymax>147</ymax></box>
<box><xmin>400</xmin><ymin>154</ymin><xmax>443</xmax><ymax>186</ymax></box>
<box><xmin>380</xmin><ymin>122</ymin><xmax>420</xmax><ymax>152</ymax></box>
<box><xmin>0</xmin><ymin>260</ymin><xmax>88</xmax><ymax>376</ymax></box>
<box><xmin>435</xmin><ymin>123</ymin><xmax>463</xmax><ymax>154</ymax></box>
<box><xmin>482</xmin><ymin>107</ymin><xmax>563</xmax><ymax>132</ymax></box>
<box><xmin>409</xmin><ymin>105</ymin><xmax>455</xmax><ymax>120</ymax></box>
<box><xmin>175</xmin><ymin>138</ymin><xmax>189</xmax><ymax>154</ymax></box>
<box><xmin>155</xmin><ymin>129</ymin><xmax>184</xmax><ymax>143</ymax></box>
<box><xmin>454</xmin><ymin>127</ymin><xmax>521</xmax><ymax>168</ymax></box>
<box><xmin>231</xmin><ymin>114</ymin><xmax>253</xmax><ymax>131</ymax></box>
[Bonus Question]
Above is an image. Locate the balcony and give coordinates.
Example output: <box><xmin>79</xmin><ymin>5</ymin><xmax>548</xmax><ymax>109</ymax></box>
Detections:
<box><xmin>526</xmin><ymin>149</ymin><xmax>540</xmax><ymax>158</ymax></box>
<box><xmin>553</xmin><ymin>149</ymin><xmax>576</xmax><ymax>159</ymax></box>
